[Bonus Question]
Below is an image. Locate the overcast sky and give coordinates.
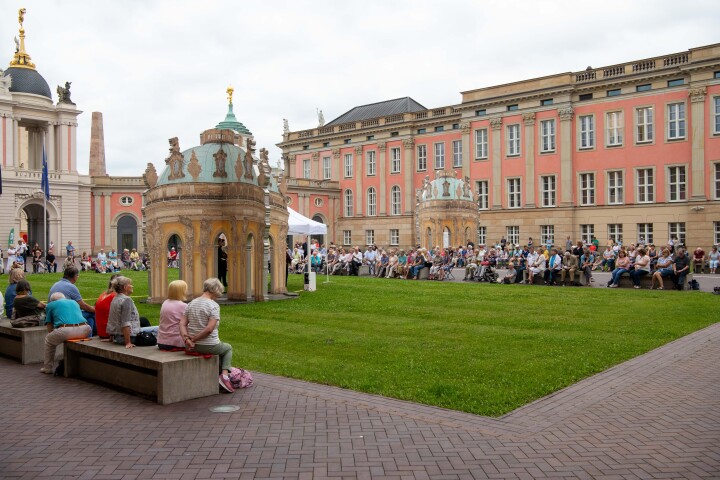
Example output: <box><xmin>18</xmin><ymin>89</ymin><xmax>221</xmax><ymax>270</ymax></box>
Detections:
<box><xmin>3</xmin><ymin>0</ymin><xmax>719</xmax><ymax>176</ymax></box>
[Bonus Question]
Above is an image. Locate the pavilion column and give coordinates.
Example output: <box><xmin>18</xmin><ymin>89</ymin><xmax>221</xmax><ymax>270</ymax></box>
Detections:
<box><xmin>354</xmin><ymin>146</ymin><xmax>363</xmax><ymax>216</ymax></box>
<box><xmin>461</xmin><ymin>121</ymin><xmax>471</xmax><ymax>178</ymax></box>
<box><xmin>689</xmin><ymin>86</ymin><xmax>707</xmax><ymax>201</ymax></box>
<box><xmin>377</xmin><ymin>142</ymin><xmax>386</xmax><ymax>215</ymax></box>
<box><xmin>522</xmin><ymin>113</ymin><xmax>536</xmax><ymax>208</ymax></box>
<box><xmin>490</xmin><ymin>118</ymin><xmax>503</xmax><ymax>209</ymax></box>
<box><xmin>403</xmin><ymin>138</ymin><xmax>414</xmax><ymax>214</ymax></box>
<box><xmin>558</xmin><ymin>107</ymin><xmax>574</xmax><ymax>206</ymax></box>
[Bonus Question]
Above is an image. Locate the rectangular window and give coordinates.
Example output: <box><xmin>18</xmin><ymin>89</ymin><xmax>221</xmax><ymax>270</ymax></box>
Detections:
<box><xmin>390</xmin><ymin>131</ymin><xmax>399</xmax><ymax>137</ymax></box>
<box><xmin>715</xmin><ymin>163</ymin><xmax>720</xmax><ymax>199</ymax></box>
<box><xmin>417</xmin><ymin>145</ymin><xmax>427</xmax><ymax>171</ymax></box>
<box><xmin>344</xmin><ymin>190</ymin><xmax>353</xmax><ymax>217</ymax></box>
<box><xmin>476</xmin><ymin>180</ymin><xmax>489</xmax><ymax>210</ymax></box>
<box><xmin>417</xmin><ymin>128</ymin><xmax>426</xmax><ymax>134</ymax></box>
<box><xmin>667</xmin><ymin>103</ymin><xmax>686</xmax><ymax>140</ymax></box>
<box><xmin>715</xmin><ymin>222</ymin><xmax>720</xmax><ymax>246</ymax></box>
<box><xmin>452</xmin><ymin>123</ymin><xmax>459</xmax><ymax>130</ymax></box>
<box><xmin>607</xmin><ymin>88</ymin><xmax>621</xmax><ymax>97</ymax></box>
<box><xmin>580</xmin><ymin>224</ymin><xmax>594</xmax><ymax>244</ymax></box>
<box><xmin>434</xmin><ymin>143</ymin><xmax>445</xmax><ymax>169</ymax></box>
<box><xmin>579</xmin><ymin>93</ymin><xmax>593</xmax><ymax>101</ymax></box>
<box><xmin>540</xmin><ymin>119</ymin><xmax>556</xmax><ymax>152</ymax></box>
<box><xmin>507</xmin><ymin>178</ymin><xmax>521</xmax><ymax>208</ymax></box>
<box><xmin>478</xmin><ymin>226</ymin><xmax>487</xmax><ymax>246</ymax></box>
<box><xmin>475</xmin><ymin>129</ymin><xmax>488</xmax><ymax>159</ymax></box>
<box><xmin>668</xmin><ymin>165</ymin><xmax>686</xmax><ymax>202</ymax></box>
<box><xmin>303</xmin><ymin>159</ymin><xmax>311</xmax><ymax>179</ymax></box>
<box><xmin>506</xmin><ymin>226</ymin><xmax>519</xmax><ymax>246</ymax></box>
<box><xmin>579</xmin><ymin>115</ymin><xmax>594</xmax><ymax>149</ymax></box>
<box><xmin>667</xmin><ymin>78</ymin><xmax>685</xmax><ymax>87</ymax></box>
<box><xmin>637</xmin><ymin>223</ymin><xmax>653</xmax><ymax>245</ymax></box>
<box><xmin>365</xmin><ymin>229</ymin><xmax>375</xmax><ymax>246</ymax></box>
<box><xmin>322</xmin><ymin>156</ymin><xmax>331</xmax><ymax>180</ymax></box>
<box><xmin>452</xmin><ymin>140</ymin><xmax>462</xmax><ymax>168</ymax></box>
<box><xmin>541</xmin><ymin>98</ymin><xmax>553</xmax><ymax>106</ymax></box>
<box><xmin>434</xmin><ymin>126</ymin><xmax>444</xmax><ymax>132</ymax></box>
<box><xmin>366</xmin><ymin>151</ymin><xmax>376</xmax><ymax>176</ymax></box>
<box><xmin>580</xmin><ymin>172</ymin><xmax>595</xmax><ymax>205</ymax></box>
<box><xmin>668</xmin><ymin>223</ymin><xmax>686</xmax><ymax>246</ymax></box>
<box><xmin>507</xmin><ymin>104</ymin><xmax>518</xmax><ymax>111</ymax></box>
<box><xmin>636</xmin><ymin>84</ymin><xmax>651</xmax><ymax>92</ymax></box>
<box><xmin>636</xmin><ymin>168</ymin><xmax>654</xmax><ymax>203</ymax></box>
<box><xmin>540</xmin><ymin>225</ymin><xmax>554</xmax><ymax>246</ymax></box>
<box><xmin>344</xmin><ymin>138</ymin><xmax>351</xmax><ymax>144</ymax></box>
<box><xmin>322</xmin><ymin>142</ymin><xmax>329</xmax><ymax>147</ymax></box>
<box><xmin>636</xmin><ymin>106</ymin><xmax>654</xmax><ymax>143</ymax></box>
<box><xmin>343</xmin><ymin>154</ymin><xmax>353</xmax><ymax>178</ymax></box>
<box><xmin>343</xmin><ymin>230</ymin><xmax>352</xmax><ymax>246</ymax></box>
<box><xmin>366</xmin><ymin>135</ymin><xmax>374</xmax><ymax>141</ymax></box>
<box><xmin>714</xmin><ymin>97</ymin><xmax>720</xmax><ymax>134</ymax></box>
<box><xmin>608</xmin><ymin>224</ymin><xmax>623</xmax><ymax>244</ymax></box>
<box><xmin>390</xmin><ymin>229</ymin><xmax>399</xmax><ymax>246</ymax></box>
<box><xmin>390</xmin><ymin>147</ymin><xmax>401</xmax><ymax>173</ymax></box>
<box><xmin>507</xmin><ymin>124</ymin><xmax>521</xmax><ymax>156</ymax></box>
<box><xmin>606</xmin><ymin>111</ymin><xmax>624</xmax><ymax>146</ymax></box>
<box><xmin>540</xmin><ymin>175</ymin><xmax>556</xmax><ymax>207</ymax></box>
<box><xmin>475</xmin><ymin>109</ymin><xmax>487</xmax><ymax>116</ymax></box>
<box><xmin>607</xmin><ymin>170</ymin><xmax>624</xmax><ymax>204</ymax></box>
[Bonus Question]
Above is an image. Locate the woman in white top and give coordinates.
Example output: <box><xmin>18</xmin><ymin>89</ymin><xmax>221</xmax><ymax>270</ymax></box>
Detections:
<box><xmin>6</xmin><ymin>245</ymin><xmax>16</xmax><ymax>272</ymax></box>
<box><xmin>629</xmin><ymin>247</ymin><xmax>651</xmax><ymax>289</ymax></box>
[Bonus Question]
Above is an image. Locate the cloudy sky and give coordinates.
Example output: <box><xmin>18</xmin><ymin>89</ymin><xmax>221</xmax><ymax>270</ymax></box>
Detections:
<box><xmin>3</xmin><ymin>0</ymin><xmax>719</xmax><ymax>176</ymax></box>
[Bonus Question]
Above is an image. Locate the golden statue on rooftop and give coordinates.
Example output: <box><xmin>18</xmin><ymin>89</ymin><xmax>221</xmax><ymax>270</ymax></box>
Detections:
<box><xmin>10</xmin><ymin>7</ymin><xmax>35</xmax><ymax>69</ymax></box>
<box><xmin>19</xmin><ymin>8</ymin><xmax>26</xmax><ymax>27</ymax></box>
<box><xmin>227</xmin><ymin>86</ymin><xmax>234</xmax><ymax>105</ymax></box>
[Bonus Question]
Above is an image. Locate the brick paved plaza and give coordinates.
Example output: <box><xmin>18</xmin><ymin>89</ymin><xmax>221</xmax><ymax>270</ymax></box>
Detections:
<box><xmin>1</xmin><ymin>323</ymin><xmax>718</xmax><ymax>479</ymax></box>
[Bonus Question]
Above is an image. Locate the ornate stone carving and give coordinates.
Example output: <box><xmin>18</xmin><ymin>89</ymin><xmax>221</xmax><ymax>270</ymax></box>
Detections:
<box><xmin>558</xmin><ymin>106</ymin><xmax>574</xmax><ymax>121</ymax></box>
<box><xmin>56</xmin><ymin>81</ymin><xmax>74</xmax><ymax>105</ymax></box>
<box><xmin>288</xmin><ymin>154</ymin><xmax>296</xmax><ymax>163</ymax></box>
<box><xmin>234</xmin><ymin>152</ymin><xmax>243</xmax><ymax>181</ymax></box>
<box><xmin>166</xmin><ymin>137</ymin><xmax>185</xmax><ymax>180</ymax></box>
<box><xmin>180</xmin><ymin>217</ymin><xmax>194</xmax><ymax>273</ymax></box>
<box><xmin>403</xmin><ymin>138</ymin><xmax>415</xmax><ymax>149</ymax></box>
<box><xmin>422</xmin><ymin>175</ymin><xmax>432</xmax><ymax>199</ymax></box>
<box><xmin>0</xmin><ymin>69</ymin><xmax>11</xmax><ymax>94</ymax></box>
<box><xmin>522</xmin><ymin>112</ymin><xmax>536</xmax><ymax>125</ymax></box>
<box><xmin>212</xmin><ymin>147</ymin><xmax>227</xmax><ymax>178</ymax></box>
<box><xmin>244</xmin><ymin>138</ymin><xmax>256</xmax><ymax>179</ymax></box>
<box><xmin>143</xmin><ymin>163</ymin><xmax>158</xmax><ymax>188</ymax></box>
<box><xmin>278</xmin><ymin>170</ymin><xmax>288</xmax><ymax>199</ymax></box>
<box><xmin>689</xmin><ymin>86</ymin><xmax>706</xmax><ymax>103</ymax></box>
<box><xmin>460</xmin><ymin>121</ymin><xmax>471</xmax><ymax>134</ymax></box>
<box><xmin>354</xmin><ymin>146</ymin><xmax>363</xmax><ymax>155</ymax></box>
<box><xmin>283</xmin><ymin>118</ymin><xmax>290</xmax><ymax>135</ymax></box>
<box><xmin>311</xmin><ymin>152</ymin><xmax>319</xmax><ymax>160</ymax></box>
<box><xmin>187</xmin><ymin>150</ymin><xmax>202</xmax><ymax>180</ymax></box>
<box><xmin>258</xmin><ymin>148</ymin><xmax>271</xmax><ymax>188</ymax></box>
<box><xmin>463</xmin><ymin>176</ymin><xmax>471</xmax><ymax>199</ymax></box>
<box><xmin>332</xmin><ymin>148</ymin><xmax>341</xmax><ymax>159</ymax></box>
<box><xmin>377</xmin><ymin>142</ymin><xmax>386</xmax><ymax>152</ymax></box>
<box><xmin>490</xmin><ymin>117</ymin><xmax>503</xmax><ymax>130</ymax></box>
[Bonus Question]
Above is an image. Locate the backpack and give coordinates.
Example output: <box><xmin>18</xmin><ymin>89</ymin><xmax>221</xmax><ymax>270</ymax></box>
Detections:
<box><xmin>690</xmin><ymin>279</ymin><xmax>700</xmax><ymax>291</ymax></box>
<box><xmin>714</xmin><ymin>286</ymin><xmax>720</xmax><ymax>295</ymax></box>
<box><xmin>133</xmin><ymin>331</ymin><xmax>157</xmax><ymax>347</ymax></box>
<box><xmin>228</xmin><ymin>367</ymin><xmax>254</xmax><ymax>389</ymax></box>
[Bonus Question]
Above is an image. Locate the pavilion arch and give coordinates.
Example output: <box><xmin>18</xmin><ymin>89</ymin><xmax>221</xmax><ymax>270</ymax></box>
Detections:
<box><xmin>16</xmin><ymin>196</ymin><xmax>60</xmax><ymax>251</ymax></box>
<box><xmin>111</xmin><ymin>211</ymin><xmax>142</xmax><ymax>253</ymax></box>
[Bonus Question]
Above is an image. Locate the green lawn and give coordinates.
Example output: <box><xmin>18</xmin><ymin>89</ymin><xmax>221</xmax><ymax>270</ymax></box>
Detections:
<box><xmin>16</xmin><ymin>270</ymin><xmax>718</xmax><ymax>417</ymax></box>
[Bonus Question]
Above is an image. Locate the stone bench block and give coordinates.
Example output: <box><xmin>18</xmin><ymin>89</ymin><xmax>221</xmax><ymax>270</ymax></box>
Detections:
<box><xmin>0</xmin><ymin>319</ymin><xmax>46</xmax><ymax>364</ymax></box>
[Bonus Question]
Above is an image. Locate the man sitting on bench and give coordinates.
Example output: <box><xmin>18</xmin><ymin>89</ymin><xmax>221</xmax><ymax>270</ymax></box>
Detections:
<box><xmin>671</xmin><ymin>248</ymin><xmax>690</xmax><ymax>291</ymax></box>
<box><xmin>41</xmin><ymin>292</ymin><xmax>92</xmax><ymax>374</ymax></box>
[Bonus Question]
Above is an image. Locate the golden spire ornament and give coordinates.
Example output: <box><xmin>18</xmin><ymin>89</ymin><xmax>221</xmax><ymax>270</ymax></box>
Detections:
<box><xmin>10</xmin><ymin>7</ymin><xmax>36</xmax><ymax>69</ymax></box>
<box><xmin>226</xmin><ymin>86</ymin><xmax>234</xmax><ymax>105</ymax></box>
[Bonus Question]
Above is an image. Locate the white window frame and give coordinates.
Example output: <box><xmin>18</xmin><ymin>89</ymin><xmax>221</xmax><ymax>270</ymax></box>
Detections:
<box><xmin>540</xmin><ymin>175</ymin><xmax>556</xmax><ymax>207</ymax></box>
<box><xmin>580</xmin><ymin>224</ymin><xmax>594</xmax><ymax>244</ymax></box>
<box><xmin>606</xmin><ymin>111</ymin><xmax>624</xmax><ymax>147</ymax></box>
<box><xmin>668</xmin><ymin>223</ymin><xmax>686</xmax><ymax>246</ymax></box>
<box><xmin>637</xmin><ymin>223</ymin><xmax>654</xmax><ymax>245</ymax></box>
<box><xmin>390</xmin><ymin>185</ymin><xmax>401</xmax><ymax>215</ymax></box>
<box><xmin>714</xmin><ymin>163</ymin><xmax>720</xmax><ymax>200</ymax></box>
<box><xmin>475</xmin><ymin>128</ymin><xmax>488</xmax><ymax>159</ymax></box>
<box><xmin>452</xmin><ymin>140</ymin><xmax>462</xmax><ymax>168</ymax></box>
<box><xmin>636</xmin><ymin>168</ymin><xmax>654</xmax><ymax>203</ymax></box>
<box><xmin>714</xmin><ymin>221</ymin><xmax>720</xmax><ymax>246</ymax></box>
<box><xmin>540</xmin><ymin>225</ymin><xmax>554</xmax><ymax>246</ymax></box>
<box><xmin>365</xmin><ymin>229</ymin><xmax>375</xmax><ymax>246</ymax></box>
<box><xmin>507</xmin><ymin>177</ymin><xmax>521</xmax><ymax>209</ymax></box>
<box><xmin>434</xmin><ymin>142</ymin><xmax>445</xmax><ymax>170</ymax></box>
<box><xmin>417</xmin><ymin>145</ymin><xmax>427</xmax><ymax>171</ymax></box>
<box><xmin>119</xmin><ymin>196</ymin><xmax>134</xmax><ymax>206</ymax></box>
<box><xmin>303</xmin><ymin>159</ymin><xmax>311</xmax><ymax>179</ymax></box>
<box><xmin>478</xmin><ymin>226</ymin><xmax>487</xmax><ymax>246</ymax></box>
<box><xmin>608</xmin><ymin>224</ymin><xmax>623</xmax><ymax>244</ymax></box>
<box><xmin>476</xmin><ymin>180</ymin><xmax>489</xmax><ymax>210</ymax></box>
<box><xmin>668</xmin><ymin>165</ymin><xmax>686</xmax><ymax>202</ymax></box>
<box><xmin>506</xmin><ymin>124</ymin><xmax>521</xmax><ymax>156</ymax></box>
<box><xmin>390</xmin><ymin>229</ymin><xmax>399</xmax><ymax>246</ymax></box>
<box><xmin>506</xmin><ymin>226</ymin><xmax>519</xmax><ymax>246</ymax></box>
<box><xmin>714</xmin><ymin>97</ymin><xmax>720</xmax><ymax>135</ymax></box>
<box><xmin>579</xmin><ymin>172</ymin><xmax>595</xmax><ymax>206</ymax></box>
<box><xmin>366</xmin><ymin>151</ymin><xmax>376</xmax><ymax>176</ymax></box>
<box><xmin>367</xmin><ymin>187</ymin><xmax>377</xmax><ymax>216</ymax></box>
<box><xmin>344</xmin><ymin>189</ymin><xmax>353</xmax><ymax>217</ymax></box>
<box><xmin>540</xmin><ymin>119</ymin><xmax>556</xmax><ymax>153</ymax></box>
<box><xmin>390</xmin><ymin>147</ymin><xmax>401</xmax><ymax>174</ymax></box>
<box><xmin>607</xmin><ymin>170</ymin><xmax>624</xmax><ymax>205</ymax></box>
<box><xmin>579</xmin><ymin>114</ymin><xmax>594</xmax><ymax>149</ymax></box>
<box><xmin>322</xmin><ymin>156</ymin><xmax>331</xmax><ymax>180</ymax></box>
<box><xmin>343</xmin><ymin>230</ymin><xmax>352</xmax><ymax>246</ymax></box>
<box><xmin>667</xmin><ymin>102</ymin><xmax>686</xmax><ymax>140</ymax></box>
<box><xmin>635</xmin><ymin>106</ymin><xmax>654</xmax><ymax>144</ymax></box>
<box><xmin>343</xmin><ymin>154</ymin><xmax>353</xmax><ymax>178</ymax></box>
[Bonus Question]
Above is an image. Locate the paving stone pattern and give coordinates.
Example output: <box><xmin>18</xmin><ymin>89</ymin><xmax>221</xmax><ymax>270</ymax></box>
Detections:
<box><xmin>1</xmin><ymin>323</ymin><xmax>719</xmax><ymax>479</ymax></box>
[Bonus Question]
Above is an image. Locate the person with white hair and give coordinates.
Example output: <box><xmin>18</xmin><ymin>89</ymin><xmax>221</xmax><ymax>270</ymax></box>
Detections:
<box><xmin>41</xmin><ymin>292</ymin><xmax>91</xmax><ymax>374</ymax></box>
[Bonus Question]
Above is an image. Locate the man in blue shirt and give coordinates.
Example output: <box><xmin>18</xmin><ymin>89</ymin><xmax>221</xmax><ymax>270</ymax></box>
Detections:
<box><xmin>41</xmin><ymin>292</ymin><xmax>91</xmax><ymax>374</ymax></box>
<box><xmin>48</xmin><ymin>266</ymin><xmax>96</xmax><ymax>335</ymax></box>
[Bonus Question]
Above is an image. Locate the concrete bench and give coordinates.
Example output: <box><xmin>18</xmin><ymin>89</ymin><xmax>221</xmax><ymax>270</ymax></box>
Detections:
<box><xmin>0</xmin><ymin>319</ymin><xmax>46</xmax><ymax>364</ymax></box>
<box><xmin>616</xmin><ymin>272</ymin><xmax>693</xmax><ymax>289</ymax></box>
<box><xmin>63</xmin><ymin>338</ymin><xmax>219</xmax><ymax>405</ymax></box>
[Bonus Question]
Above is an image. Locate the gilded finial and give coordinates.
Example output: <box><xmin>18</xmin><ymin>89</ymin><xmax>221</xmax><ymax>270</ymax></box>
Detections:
<box><xmin>10</xmin><ymin>7</ymin><xmax>35</xmax><ymax>69</ymax></box>
<box><xmin>226</xmin><ymin>86</ymin><xmax>234</xmax><ymax>105</ymax></box>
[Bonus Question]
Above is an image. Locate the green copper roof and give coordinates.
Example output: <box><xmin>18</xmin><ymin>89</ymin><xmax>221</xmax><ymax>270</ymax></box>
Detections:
<box><xmin>216</xmin><ymin>103</ymin><xmax>252</xmax><ymax>135</ymax></box>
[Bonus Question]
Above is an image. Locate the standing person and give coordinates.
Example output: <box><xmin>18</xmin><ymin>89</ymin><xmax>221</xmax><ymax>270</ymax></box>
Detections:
<box><xmin>48</xmin><ymin>266</ymin><xmax>96</xmax><ymax>335</ymax></box>
<box><xmin>565</xmin><ymin>236</ymin><xmax>573</xmax><ymax>253</ymax></box>
<box><xmin>6</xmin><ymin>244</ymin><xmax>16</xmax><ymax>273</ymax></box>
<box><xmin>179</xmin><ymin>278</ymin><xmax>235</xmax><ymax>393</ymax></box>
<box><xmin>16</xmin><ymin>240</ymin><xmax>28</xmax><ymax>273</ymax></box>
<box><xmin>107</xmin><ymin>276</ymin><xmax>157</xmax><ymax>348</ymax></box>
<box><xmin>217</xmin><ymin>238</ymin><xmax>228</xmax><ymax>288</ymax></box>
<box><xmin>629</xmin><ymin>247</ymin><xmax>651</xmax><ymax>289</ymax></box>
<box><xmin>41</xmin><ymin>292</ymin><xmax>92</xmax><ymax>374</ymax></box>
<box><xmin>94</xmin><ymin>274</ymin><xmax>119</xmax><ymax>341</ymax></box>
<box><xmin>158</xmin><ymin>280</ymin><xmax>188</xmax><ymax>350</ymax></box>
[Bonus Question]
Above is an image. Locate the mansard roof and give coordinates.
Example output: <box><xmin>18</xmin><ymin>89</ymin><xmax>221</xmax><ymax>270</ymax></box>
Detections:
<box><xmin>326</xmin><ymin>97</ymin><xmax>426</xmax><ymax>126</ymax></box>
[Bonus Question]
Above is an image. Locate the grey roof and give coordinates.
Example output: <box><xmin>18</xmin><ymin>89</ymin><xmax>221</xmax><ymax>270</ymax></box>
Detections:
<box><xmin>326</xmin><ymin>97</ymin><xmax>427</xmax><ymax>126</ymax></box>
<box><xmin>2</xmin><ymin>67</ymin><xmax>52</xmax><ymax>99</ymax></box>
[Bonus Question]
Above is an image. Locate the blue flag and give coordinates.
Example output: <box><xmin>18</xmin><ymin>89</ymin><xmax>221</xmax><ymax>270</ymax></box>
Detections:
<box><xmin>41</xmin><ymin>144</ymin><xmax>49</xmax><ymax>200</ymax></box>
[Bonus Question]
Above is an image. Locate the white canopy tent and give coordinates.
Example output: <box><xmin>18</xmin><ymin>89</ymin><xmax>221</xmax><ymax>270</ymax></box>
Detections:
<box><xmin>287</xmin><ymin>207</ymin><xmax>328</xmax><ymax>288</ymax></box>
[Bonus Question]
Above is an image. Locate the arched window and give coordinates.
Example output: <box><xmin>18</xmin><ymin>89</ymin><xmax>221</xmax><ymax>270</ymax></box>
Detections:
<box><xmin>391</xmin><ymin>186</ymin><xmax>401</xmax><ymax>215</ymax></box>
<box><xmin>344</xmin><ymin>189</ymin><xmax>353</xmax><ymax>217</ymax></box>
<box><xmin>367</xmin><ymin>187</ymin><xmax>377</xmax><ymax>216</ymax></box>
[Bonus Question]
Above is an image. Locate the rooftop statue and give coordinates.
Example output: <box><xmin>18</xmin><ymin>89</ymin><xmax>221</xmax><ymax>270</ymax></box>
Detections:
<box><xmin>57</xmin><ymin>81</ymin><xmax>74</xmax><ymax>104</ymax></box>
<box><xmin>283</xmin><ymin>118</ymin><xmax>289</xmax><ymax>135</ymax></box>
<box><xmin>317</xmin><ymin>109</ymin><xmax>325</xmax><ymax>127</ymax></box>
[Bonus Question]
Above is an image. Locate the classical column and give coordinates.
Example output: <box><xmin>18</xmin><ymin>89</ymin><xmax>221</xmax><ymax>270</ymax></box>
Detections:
<box><xmin>460</xmin><ymin>121</ymin><xmax>471</xmax><ymax>178</ymax></box>
<box><xmin>311</xmin><ymin>152</ymin><xmax>319</xmax><ymax>180</ymax></box>
<box><xmin>523</xmin><ymin>113</ymin><xmax>536</xmax><ymax>208</ymax></box>
<box><xmin>689</xmin><ymin>86</ymin><xmax>706</xmax><ymax>201</ymax></box>
<box><xmin>558</xmin><ymin>107</ymin><xmax>574</xmax><ymax>206</ymax></box>
<box><xmin>377</xmin><ymin>142</ymin><xmax>386</xmax><ymax>215</ymax></box>
<box><xmin>57</xmin><ymin>123</ymin><xmax>68</xmax><ymax>172</ymax></box>
<box><xmin>355</xmin><ymin>146</ymin><xmax>363</xmax><ymax>216</ymax></box>
<box><xmin>93</xmin><ymin>193</ymin><xmax>102</xmax><ymax>252</ymax></box>
<box><xmin>46</xmin><ymin>122</ymin><xmax>56</xmax><ymax>171</ymax></box>
<box><xmin>490</xmin><ymin>118</ymin><xmax>503</xmax><ymax>209</ymax></box>
<box><xmin>403</xmin><ymin>138</ymin><xmax>414</xmax><ymax>214</ymax></box>
<box><xmin>12</xmin><ymin>116</ymin><xmax>19</xmax><ymax>167</ymax></box>
<box><xmin>104</xmin><ymin>192</ymin><xmax>112</xmax><ymax>250</ymax></box>
<box><xmin>70</xmin><ymin>122</ymin><xmax>78</xmax><ymax>172</ymax></box>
